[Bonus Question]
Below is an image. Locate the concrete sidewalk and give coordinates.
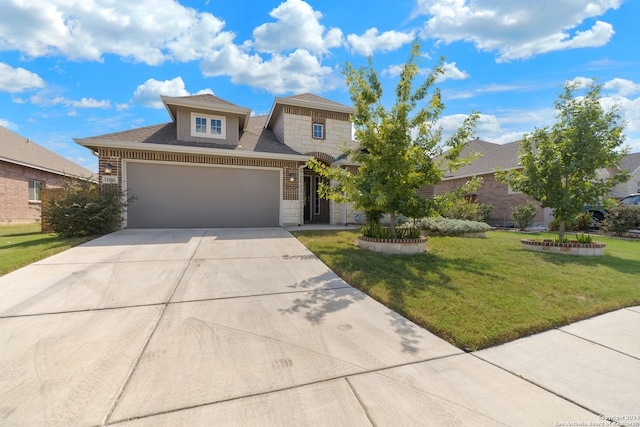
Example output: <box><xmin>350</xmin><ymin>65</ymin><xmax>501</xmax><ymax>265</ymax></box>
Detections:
<box><xmin>0</xmin><ymin>228</ymin><xmax>638</xmax><ymax>426</ymax></box>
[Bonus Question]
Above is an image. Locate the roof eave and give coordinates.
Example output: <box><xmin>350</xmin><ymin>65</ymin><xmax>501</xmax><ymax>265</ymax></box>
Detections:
<box><xmin>74</xmin><ymin>138</ymin><xmax>310</xmax><ymax>162</ymax></box>
<box><xmin>0</xmin><ymin>156</ymin><xmax>95</xmax><ymax>181</ymax></box>
<box><xmin>160</xmin><ymin>95</ymin><xmax>252</xmax><ymax>129</ymax></box>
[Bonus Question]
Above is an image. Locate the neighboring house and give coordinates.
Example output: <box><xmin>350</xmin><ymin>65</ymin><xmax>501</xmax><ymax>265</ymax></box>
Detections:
<box><xmin>75</xmin><ymin>93</ymin><xmax>359</xmax><ymax>228</ymax></box>
<box><xmin>0</xmin><ymin>126</ymin><xmax>95</xmax><ymax>225</ymax></box>
<box><xmin>430</xmin><ymin>138</ymin><xmax>640</xmax><ymax>227</ymax></box>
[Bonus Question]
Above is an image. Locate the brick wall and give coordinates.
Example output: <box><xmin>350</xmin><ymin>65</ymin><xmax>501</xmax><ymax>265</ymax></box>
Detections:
<box><xmin>433</xmin><ymin>173</ymin><xmax>545</xmax><ymax>226</ymax></box>
<box><xmin>0</xmin><ymin>160</ymin><xmax>69</xmax><ymax>224</ymax></box>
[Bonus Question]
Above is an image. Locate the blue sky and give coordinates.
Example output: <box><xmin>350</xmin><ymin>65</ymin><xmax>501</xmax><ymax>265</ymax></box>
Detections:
<box><xmin>1</xmin><ymin>0</ymin><xmax>639</xmax><ymax>172</ymax></box>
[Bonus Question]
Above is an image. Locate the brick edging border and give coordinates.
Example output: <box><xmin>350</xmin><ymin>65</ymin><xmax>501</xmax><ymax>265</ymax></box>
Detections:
<box><xmin>358</xmin><ymin>236</ymin><xmax>427</xmax><ymax>244</ymax></box>
<box><xmin>520</xmin><ymin>238</ymin><xmax>605</xmax><ymax>248</ymax></box>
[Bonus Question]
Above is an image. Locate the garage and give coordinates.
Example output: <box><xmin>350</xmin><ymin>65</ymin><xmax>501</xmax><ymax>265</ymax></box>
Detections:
<box><xmin>125</xmin><ymin>161</ymin><xmax>281</xmax><ymax>228</ymax></box>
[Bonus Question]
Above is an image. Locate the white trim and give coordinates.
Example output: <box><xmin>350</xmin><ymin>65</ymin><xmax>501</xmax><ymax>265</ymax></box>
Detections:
<box><xmin>74</xmin><ymin>138</ymin><xmax>310</xmax><ymax>162</ymax></box>
<box><xmin>122</xmin><ymin>159</ymin><xmax>284</xmax><ymax>227</ymax></box>
<box><xmin>190</xmin><ymin>112</ymin><xmax>226</xmax><ymax>140</ymax></box>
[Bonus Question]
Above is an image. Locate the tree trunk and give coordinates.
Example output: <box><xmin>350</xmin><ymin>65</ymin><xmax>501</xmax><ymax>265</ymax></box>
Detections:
<box><xmin>389</xmin><ymin>211</ymin><xmax>396</xmax><ymax>238</ymax></box>
<box><xmin>558</xmin><ymin>220</ymin><xmax>565</xmax><ymax>243</ymax></box>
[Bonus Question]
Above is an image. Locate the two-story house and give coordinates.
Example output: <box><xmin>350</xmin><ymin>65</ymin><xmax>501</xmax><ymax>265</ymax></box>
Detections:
<box><xmin>75</xmin><ymin>93</ymin><xmax>359</xmax><ymax>228</ymax></box>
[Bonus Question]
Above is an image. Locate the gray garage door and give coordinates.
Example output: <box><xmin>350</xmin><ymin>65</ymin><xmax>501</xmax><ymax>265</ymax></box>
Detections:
<box><xmin>125</xmin><ymin>162</ymin><xmax>280</xmax><ymax>228</ymax></box>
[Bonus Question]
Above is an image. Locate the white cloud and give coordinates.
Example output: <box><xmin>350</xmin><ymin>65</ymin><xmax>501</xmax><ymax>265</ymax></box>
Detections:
<box><xmin>347</xmin><ymin>28</ymin><xmax>415</xmax><ymax>56</ymax></box>
<box><xmin>438</xmin><ymin>62</ymin><xmax>470</xmax><ymax>82</ymax></box>
<box><xmin>29</xmin><ymin>91</ymin><xmax>111</xmax><ymax>109</ymax></box>
<box><xmin>416</xmin><ymin>0</ymin><xmax>622</xmax><ymax>62</ymax></box>
<box><xmin>382</xmin><ymin>61</ymin><xmax>469</xmax><ymax>82</ymax></box>
<box><xmin>0</xmin><ymin>63</ymin><xmax>46</xmax><ymax>93</ymax></box>
<box><xmin>604</xmin><ymin>78</ymin><xmax>640</xmax><ymax>96</ymax></box>
<box><xmin>133</xmin><ymin>77</ymin><xmax>214</xmax><ymax>108</ymax></box>
<box><xmin>200</xmin><ymin>45</ymin><xmax>333</xmax><ymax>95</ymax></box>
<box><xmin>252</xmin><ymin>0</ymin><xmax>343</xmax><ymax>54</ymax></box>
<box><xmin>0</xmin><ymin>0</ymin><xmax>233</xmax><ymax>65</ymax></box>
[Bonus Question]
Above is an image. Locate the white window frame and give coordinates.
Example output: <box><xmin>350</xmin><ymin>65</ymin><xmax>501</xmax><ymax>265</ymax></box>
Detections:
<box><xmin>28</xmin><ymin>180</ymin><xmax>42</xmax><ymax>202</ymax></box>
<box><xmin>191</xmin><ymin>112</ymin><xmax>226</xmax><ymax>139</ymax></box>
<box><xmin>312</xmin><ymin>122</ymin><xmax>324</xmax><ymax>139</ymax></box>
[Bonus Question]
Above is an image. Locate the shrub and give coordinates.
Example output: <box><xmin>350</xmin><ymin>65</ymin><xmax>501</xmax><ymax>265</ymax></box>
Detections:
<box><xmin>42</xmin><ymin>180</ymin><xmax>131</xmax><ymax>237</ymax></box>
<box><xmin>601</xmin><ymin>205</ymin><xmax>640</xmax><ymax>236</ymax></box>
<box><xmin>573</xmin><ymin>211</ymin><xmax>594</xmax><ymax>231</ymax></box>
<box><xmin>476</xmin><ymin>203</ymin><xmax>493</xmax><ymax>223</ymax></box>
<box><xmin>439</xmin><ymin>198</ymin><xmax>479</xmax><ymax>221</ymax></box>
<box><xmin>419</xmin><ymin>216</ymin><xmax>490</xmax><ymax>235</ymax></box>
<box><xmin>511</xmin><ymin>202</ymin><xmax>537</xmax><ymax>231</ymax></box>
<box><xmin>361</xmin><ymin>223</ymin><xmax>420</xmax><ymax>239</ymax></box>
<box><xmin>575</xmin><ymin>232</ymin><xmax>593</xmax><ymax>244</ymax></box>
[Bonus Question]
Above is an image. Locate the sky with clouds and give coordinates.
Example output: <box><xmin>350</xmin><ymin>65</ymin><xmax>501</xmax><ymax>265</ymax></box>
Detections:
<box><xmin>1</xmin><ymin>0</ymin><xmax>638</xmax><ymax>172</ymax></box>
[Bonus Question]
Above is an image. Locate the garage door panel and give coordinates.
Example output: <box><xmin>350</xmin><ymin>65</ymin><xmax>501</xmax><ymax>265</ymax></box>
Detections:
<box><xmin>126</xmin><ymin>163</ymin><xmax>280</xmax><ymax>228</ymax></box>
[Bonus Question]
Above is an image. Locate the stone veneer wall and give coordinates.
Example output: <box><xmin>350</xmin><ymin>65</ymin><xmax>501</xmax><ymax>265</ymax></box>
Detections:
<box><xmin>281</xmin><ymin>108</ymin><xmax>353</xmax><ymax>156</ymax></box>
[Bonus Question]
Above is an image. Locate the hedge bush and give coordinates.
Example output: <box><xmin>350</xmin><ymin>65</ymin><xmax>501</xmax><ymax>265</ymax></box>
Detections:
<box><xmin>511</xmin><ymin>202</ymin><xmax>537</xmax><ymax>231</ymax></box>
<box><xmin>42</xmin><ymin>180</ymin><xmax>131</xmax><ymax>237</ymax></box>
<box><xmin>419</xmin><ymin>217</ymin><xmax>491</xmax><ymax>235</ymax></box>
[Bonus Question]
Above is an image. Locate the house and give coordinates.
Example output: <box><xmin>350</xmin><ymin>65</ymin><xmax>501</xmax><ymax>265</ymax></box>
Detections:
<box><xmin>431</xmin><ymin>138</ymin><xmax>640</xmax><ymax>227</ymax></box>
<box><xmin>74</xmin><ymin>93</ymin><xmax>360</xmax><ymax>228</ymax></box>
<box><xmin>0</xmin><ymin>126</ymin><xmax>95</xmax><ymax>225</ymax></box>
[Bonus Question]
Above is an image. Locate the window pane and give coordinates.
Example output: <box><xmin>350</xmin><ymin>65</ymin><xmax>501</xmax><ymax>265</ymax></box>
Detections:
<box><xmin>313</xmin><ymin>123</ymin><xmax>323</xmax><ymax>139</ymax></box>
<box><xmin>211</xmin><ymin>119</ymin><xmax>222</xmax><ymax>134</ymax></box>
<box><xmin>29</xmin><ymin>180</ymin><xmax>42</xmax><ymax>201</ymax></box>
<box><xmin>195</xmin><ymin>117</ymin><xmax>207</xmax><ymax>133</ymax></box>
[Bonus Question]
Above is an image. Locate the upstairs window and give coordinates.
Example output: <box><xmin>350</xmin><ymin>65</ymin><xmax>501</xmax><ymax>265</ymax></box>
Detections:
<box><xmin>191</xmin><ymin>112</ymin><xmax>226</xmax><ymax>139</ymax></box>
<box><xmin>312</xmin><ymin>123</ymin><xmax>324</xmax><ymax>139</ymax></box>
<box><xmin>210</xmin><ymin>118</ymin><xmax>222</xmax><ymax>135</ymax></box>
<box><xmin>195</xmin><ymin>117</ymin><xmax>207</xmax><ymax>133</ymax></box>
<box><xmin>29</xmin><ymin>180</ymin><xmax>42</xmax><ymax>201</ymax></box>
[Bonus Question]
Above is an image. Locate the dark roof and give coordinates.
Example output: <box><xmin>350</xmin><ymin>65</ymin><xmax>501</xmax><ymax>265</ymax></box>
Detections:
<box><xmin>0</xmin><ymin>126</ymin><xmax>95</xmax><ymax>179</ymax></box>
<box><xmin>77</xmin><ymin>115</ymin><xmax>302</xmax><ymax>156</ymax></box>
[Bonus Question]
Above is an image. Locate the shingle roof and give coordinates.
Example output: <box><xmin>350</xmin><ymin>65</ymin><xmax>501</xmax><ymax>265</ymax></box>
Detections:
<box><xmin>167</xmin><ymin>93</ymin><xmax>245</xmax><ymax>109</ymax></box>
<box><xmin>76</xmin><ymin>116</ymin><xmax>302</xmax><ymax>156</ymax></box>
<box><xmin>280</xmin><ymin>93</ymin><xmax>352</xmax><ymax>109</ymax></box>
<box><xmin>445</xmin><ymin>139</ymin><xmax>640</xmax><ymax>179</ymax></box>
<box><xmin>443</xmin><ymin>139</ymin><xmax>520</xmax><ymax>178</ymax></box>
<box><xmin>620</xmin><ymin>152</ymin><xmax>640</xmax><ymax>173</ymax></box>
<box><xmin>0</xmin><ymin>126</ymin><xmax>95</xmax><ymax>179</ymax></box>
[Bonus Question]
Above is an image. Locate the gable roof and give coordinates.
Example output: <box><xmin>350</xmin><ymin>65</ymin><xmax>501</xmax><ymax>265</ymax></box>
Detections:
<box><xmin>442</xmin><ymin>139</ymin><xmax>520</xmax><ymax>179</ymax></box>
<box><xmin>161</xmin><ymin>94</ymin><xmax>252</xmax><ymax>131</ymax></box>
<box><xmin>0</xmin><ymin>126</ymin><xmax>95</xmax><ymax>179</ymax></box>
<box><xmin>74</xmin><ymin>115</ymin><xmax>305</xmax><ymax>159</ymax></box>
<box><xmin>444</xmin><ymin>138</ymin><xmax>640</xmax><ymax>180</ymax></box>
<box><xmin>265</xmin><ymin>93</ymin><xmax>354</xmax><ymax>130</ymax></box>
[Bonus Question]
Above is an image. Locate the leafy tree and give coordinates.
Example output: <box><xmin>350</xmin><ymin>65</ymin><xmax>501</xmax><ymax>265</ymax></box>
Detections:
<box><xmin>496</xmin><ymin>80</ymin><xmax>629</xmax><ymax>242</ymax></box>
<box><xmin>310</xmin><ymin>40</ymin><xmax>478</xmax><ymax>237</ymax></box>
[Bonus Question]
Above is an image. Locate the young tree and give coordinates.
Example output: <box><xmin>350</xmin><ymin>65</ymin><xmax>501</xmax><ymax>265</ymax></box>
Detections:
<box><xmin>311</xmin><ymin>40</ymin><xmax>478</xmax><ymax>237</ymax></box>
<box><xmin>496</xmin><ymin>80</ymin><xmax>629</xmax><ymax>242</ymax></box>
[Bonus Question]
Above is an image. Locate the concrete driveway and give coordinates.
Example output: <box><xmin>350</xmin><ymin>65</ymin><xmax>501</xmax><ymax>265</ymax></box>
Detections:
<box><xmin>0</xmin><ymin>228</ymin><xmax>638</xmax><ymax>426</ymax></box>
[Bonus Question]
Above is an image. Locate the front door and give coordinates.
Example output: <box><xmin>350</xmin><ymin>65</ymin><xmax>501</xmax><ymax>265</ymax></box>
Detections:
<box><xmin>303</xmin><ymin>173</ymin><xmax>330</xmax><ymax>224</ymax></box>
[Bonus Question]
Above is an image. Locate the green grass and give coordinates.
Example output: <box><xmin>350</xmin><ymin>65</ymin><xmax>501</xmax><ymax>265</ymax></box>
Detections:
<box><xmin>293</xmin><ymin>229</ymin><xmax>640</xmax><ymax>350</ymax></box>
<box><xmin>0</xmin><ymin>223</ymin><xmax>94</xmax><ymax>276</ymax></box>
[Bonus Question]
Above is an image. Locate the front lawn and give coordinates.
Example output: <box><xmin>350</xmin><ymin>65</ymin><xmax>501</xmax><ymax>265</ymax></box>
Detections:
<box><xmin>0</xmin><ymin>223</ymin><xmax>94</xmax><ymax>276</ymax></box>
<box><xmin>293</xmin><ymin>229</ymin><xmax>640</xmax><ymax>350</ymax></box>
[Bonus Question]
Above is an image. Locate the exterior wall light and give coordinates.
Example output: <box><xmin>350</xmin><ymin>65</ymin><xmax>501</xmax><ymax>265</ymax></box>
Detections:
<box><xmin>104</xmin><ymin>163</ymin><xmax>113</xmax><ymax>175</ymax></box>
<box><xmin>289</xmin><ymin>173</ymin><xmax>295</xmax><ymax>182</ymax></box>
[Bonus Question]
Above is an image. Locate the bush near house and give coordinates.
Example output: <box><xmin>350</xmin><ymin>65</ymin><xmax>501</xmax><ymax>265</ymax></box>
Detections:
<box><xmin>418</xmin><ymin>217</ymin><xmax>491</xmax><ymax>235</ymax></box>
<box><xmin>42</xmin><ymin>180</ymin><xmax>130</xmax><ymax>237</ymax></box>
<box><xmin>511</xmin><ymin>202</ymin><xmax>537</xmax><ymax>231</ymax></box>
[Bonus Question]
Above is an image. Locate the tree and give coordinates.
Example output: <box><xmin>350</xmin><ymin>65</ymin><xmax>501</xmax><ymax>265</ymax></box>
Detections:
<box><xmin>310</xmin><ymin>40</ymin><xmax>478</xmax><ymax>237</ymax></box>
<box><xmin>496</xmin><ymin>80</ymin><xmax>629</xmax><ymax>242</ymax></box>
